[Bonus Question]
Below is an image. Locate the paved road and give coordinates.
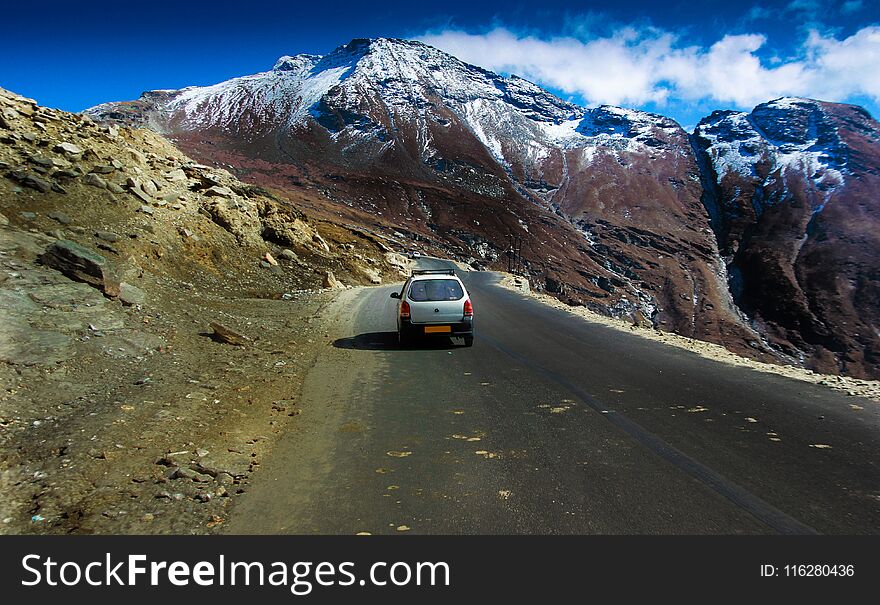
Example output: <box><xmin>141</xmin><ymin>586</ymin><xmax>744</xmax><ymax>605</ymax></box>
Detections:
<box><xmin>226</xmin><ymin>258</ymin><xmax>880</xmax><ymax>534</ymax></box>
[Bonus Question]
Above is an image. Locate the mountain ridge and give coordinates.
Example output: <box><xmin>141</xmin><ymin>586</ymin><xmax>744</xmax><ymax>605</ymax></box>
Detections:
<box><xmin>84</xmin><ymin>37</ymin><xmax>880</xmax><ymax>378</ymax></box>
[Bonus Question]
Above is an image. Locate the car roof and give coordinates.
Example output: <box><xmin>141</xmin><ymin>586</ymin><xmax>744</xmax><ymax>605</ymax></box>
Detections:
<box><xmin>408</xmin><ymin>272</ymin><xmax>465</xmax><ymax>283</ymax></box>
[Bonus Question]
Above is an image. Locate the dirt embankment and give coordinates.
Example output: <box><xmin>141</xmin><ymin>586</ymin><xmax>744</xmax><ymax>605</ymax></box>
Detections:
<box><xmin>1</xmin><ymin>230</ymin><xmax>339</xmax><ymax>533</ymax></box>
<box><xmin>0</xmin><ymin>87</ymin><xmax>408</xmax><ymax>534</ymax></box>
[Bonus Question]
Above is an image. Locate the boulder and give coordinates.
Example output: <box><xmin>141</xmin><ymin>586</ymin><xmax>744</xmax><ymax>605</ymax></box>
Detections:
<box><xmin>204</xmin><ymin>185</ymin><xmax>234</xmax><ymax>198</ymax></box>
<box><xmin>48</xmin><ymin>211</ymin><xmax>72</xmax><ymax>225</ymax></box>
<box><xmin>95</xmin><ymin>230</ymin><xmax>121</xmax><ymax>243</ymax></box>
<box><xmin>209</xmin><ymin>322</ymin><xmax>251</xmax><ymax>346</ymax></box>
<box><xmin>53</xmin><ymin>168</ymin><xmax>82</xmax><ymax>179</ymax></box>
<box><xmin>313</xmin><ymin>233</ymin><xmax>331</xmax><ymax>253</ymax></box>
<box><xmin>53</xmin><ymin>142</ymin><xmax>83</xmax><ymax>155</ymax></box>
<box><xmin>28</xmin><ymin>154</ymin><xmax>55</xmax><ymax>168</ymax></box>
<box><xmin>127</xmin><ymin>148</ymin><xmax>147</xmax><ymax>164</ymax></box>
<box><xmin>142</xmin><ymin>179</ymin><xmax>159</xmax><ymax>196</ymax></box>
<box><xmin>8</xmin><ymin>170</ymin><xmax>53</xmax><ymax>193</ymax></box>
<box><xmin>200</xmin><ymin>197</ymin><xmax>262</xmax><ymax>245</ymax></box>
<box><xmin>38</xmin><ymin>240</ymin><xmax>116</xmax><ymax>292</ymax></box>
<box><xmin>322</xmin><ymin>271</ymin><xmax>344</xmax><ymax>289</ymax></box>
<box><xmin>164</xmin><ymin>168</ymin><xmax>188</xmax><ymax>183</ymax></box>
<box><xmin>118</xmin><ymin>282</ymin><xmax>146</xmax><ymax>306</ymax></box>
<box><xmin>130</xmin><ymin>186</ymin><xmax>152</xmax><ymax>204</ymax></box>
<box><xmin>83</xmin><ymin>173</ymin><xmax>107</xmax><ymax>189</ymax></box>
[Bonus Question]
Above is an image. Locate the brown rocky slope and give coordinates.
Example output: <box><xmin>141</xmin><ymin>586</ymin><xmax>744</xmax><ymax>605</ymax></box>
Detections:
<box><xmin>0</xmin><ymin>86</ymin><xmax>406</xmax><ymax>534</ymax></box>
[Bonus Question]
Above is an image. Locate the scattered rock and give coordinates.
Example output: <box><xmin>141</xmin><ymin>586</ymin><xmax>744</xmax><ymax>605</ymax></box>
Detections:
<box><xmin>142</xmin><ymin>179</ymin><xmax>159</xmax><ymax>196</ymax></box>
<box><xmin>28</xmin><ymin>154</ymin><xmax>55</xmax><ymax>168</ymax></box>
<box><xmin>174</xmin><ymin>467</ymin><xmax>213</xmax><ymax>482</ymax></box>
<box><xmin>280</xmin><ymin>249</ymin><xmax>299</xmax><ymax>262</ymax></box>
<box><xmin>198</xmin><ymin>172</ymin><xmax>224</xmax><ymax>187</ymax></box>
<box><xmin>209</xmin><ymin>321</ymin><xmax>251</xmax><ymax>346</ymax></box>
<box><xmin>164</xmin><ymin>168</ymin><xmax>187</xmax><ymax>182</ymax></box>
<box><xmin>313</xmin><ymin>233</ymin><xmax>331</xmax><ymax>253</ymax></box>
<box><xmin>8</xmin><ymin>170</ymin><xmax>53</xmax><ymax>193</ymax></box>
<box><xmin>48</xmin><ymin>211</ymin><xmax>72</xmax><ymax>225</ymax></box>
<box><xmin>322</xmin><ymin>271</ymin><xmax>344</xmax><ymax>289</ymax></box>
<box><xmin>127</xmin><ymin>148</ymin><xmax>146</xmax><ymax>164</ymax></box>
<box><xmin>53</xmin><ymin>142</ymin><xmax>83</xmax><ymax>156</ymax></box>
<box><xmin>130</xmin><ymin>186</ymin><xmax>153</xmax><ymax>204</ymax></box>
<box><xmin>264</xmin><ymin>252</ymin><xmax>278</xmax><ymax>266</ymax></box>
<box><xmin>53</xmin><ymin>168</ymin><xmax>82</xmax><ymax>179</ymax></box>
<box><xmin>83</xmin><ymin>173</ymin><xmax>107</xmax><ymax>189</ymax></box>
<box><xmin>116</xmin><ymin>282</ymin><xmax>146</xmax><ymax>306</ymax></box>
<box><xmin>38</xmin><ymin>239</ymin><xmax>116</xmax><ymax>293</ymax></box>
<box><xmin>94</xmin><ymin>230</ymin><xmax>121</xmax><ymax>243</ymax></box>
<box><xmin>204</xmin><ymin>185</ymin><xmax>234</xmax><ymax>198</ymax></box>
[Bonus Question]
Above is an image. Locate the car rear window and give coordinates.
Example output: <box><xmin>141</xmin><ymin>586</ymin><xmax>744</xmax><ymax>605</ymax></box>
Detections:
<box><xmin>408</xmin><ymin>279</ymin><xmax>464</xmax><ymax>302</ymax></box>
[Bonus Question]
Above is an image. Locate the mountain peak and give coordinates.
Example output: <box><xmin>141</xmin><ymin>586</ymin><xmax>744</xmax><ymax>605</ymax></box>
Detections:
<box><xmin>761</xmin><ymin>96</ymin><xmax>822</xmax><ymax>109</ymax></box>
<box><xmin>273</xmin><ymin>54</ymin><xmax>322</xmax><ymax>73</ymax></box>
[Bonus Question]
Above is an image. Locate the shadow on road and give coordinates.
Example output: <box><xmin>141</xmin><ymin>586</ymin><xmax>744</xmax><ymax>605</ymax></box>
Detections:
<box><xmin>333</xmin><ymin>331</ymin><xmax>459</xmax><ymax>351</ymax></box>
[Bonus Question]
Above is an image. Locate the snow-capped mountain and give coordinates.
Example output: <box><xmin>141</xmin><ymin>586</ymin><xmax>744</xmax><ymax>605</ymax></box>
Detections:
<box><xmin>693</xmin><ymin>97</ymin><xmax>880</xmax><ymax>376</ymax></box>
<box><xmin>87</xmin><ymin>38</ymin><xmax>880</xmax><ymax>378</ymax></box>
<box><xmin>694</xmin><ymin>98</ymin><xmax>847</xmax><ymax>244</ymax></box>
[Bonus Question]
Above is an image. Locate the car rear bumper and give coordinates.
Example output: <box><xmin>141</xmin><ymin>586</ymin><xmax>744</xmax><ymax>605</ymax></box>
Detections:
<box><xmin>400</xmin><ymin>318</ymin><xmax>473</xmax><ymax>337</ymax></box>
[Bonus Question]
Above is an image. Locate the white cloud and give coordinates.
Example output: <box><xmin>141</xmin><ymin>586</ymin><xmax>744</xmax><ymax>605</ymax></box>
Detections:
<box><xmin>803</xmin><ymin>27</ymin><xmax>880</xmax><ymax>100</ymax></box>
<box><xmin>419</xmin><ymin>25</ymin><xmax>880</xmax><ymax>110</ymax></box>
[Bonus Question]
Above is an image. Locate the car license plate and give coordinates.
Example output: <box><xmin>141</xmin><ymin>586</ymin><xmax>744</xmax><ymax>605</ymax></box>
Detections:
<box><xmin>424</xmin><ymin>325</ymin><xmax>452</xmax><ymax>334</ymax></box>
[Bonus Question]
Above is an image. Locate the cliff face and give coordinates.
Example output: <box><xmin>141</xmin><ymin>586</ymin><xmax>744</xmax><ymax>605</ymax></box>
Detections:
<box><xmin>693</xmin><ymin>98</ymin><xmax>880</xmax><ymax>377</ymax></box>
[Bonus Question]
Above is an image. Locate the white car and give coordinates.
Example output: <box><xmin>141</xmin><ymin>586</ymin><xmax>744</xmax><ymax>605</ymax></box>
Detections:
<box><xmin>410</xmin><ymin>251</ymin><xmax>421</xmax><ymax>259</ymax></box>
<box><xmin>390</xmin><ymin>269</ymin><xmax>474</xmax><ymax>347</ymax></box>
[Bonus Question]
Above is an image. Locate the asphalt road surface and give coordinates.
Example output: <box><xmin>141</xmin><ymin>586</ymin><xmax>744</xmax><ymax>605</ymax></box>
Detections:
<box><xmin>226</xmin><ymin>258</ymin><xmax>880</xmax><ymax>534</ymax></box>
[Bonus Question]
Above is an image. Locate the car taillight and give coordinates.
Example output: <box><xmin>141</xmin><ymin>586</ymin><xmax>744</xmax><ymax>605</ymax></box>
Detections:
<box><xmin>400</xmin><ymin>300</ymin><xmax>411</xmax><ymax>318</ymax></box>
<box><xmin>463</xmin><ymin>299</ymin><xmax>473</xmax><ymax>317</ymax></box>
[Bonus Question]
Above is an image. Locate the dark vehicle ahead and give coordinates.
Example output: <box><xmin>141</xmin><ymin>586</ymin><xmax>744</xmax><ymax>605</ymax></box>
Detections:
<box><xmin>390</xmin><ymin>269</ymin><xmax>474</xmax><ymax>346</ymax></box>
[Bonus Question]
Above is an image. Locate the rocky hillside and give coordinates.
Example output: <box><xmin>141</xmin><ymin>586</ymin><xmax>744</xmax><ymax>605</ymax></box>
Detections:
<box><xmin>1</xmin><ymin>86</ymin><xmax>404</xmax><ymax>293</ymax></box>
<box><xmin>0</xmin><ymin>87</ymin><xmax>407</xmax><ymax>534</ymax></box>
<box><xmin>693</xmin><ymin>98</ymin><xmax>880</xmax><ymax>378</ymax></box>
<box><xmin>86</xmin><ymin>37</ymin><xmax>880</xmax><ymax>378</ymax></box>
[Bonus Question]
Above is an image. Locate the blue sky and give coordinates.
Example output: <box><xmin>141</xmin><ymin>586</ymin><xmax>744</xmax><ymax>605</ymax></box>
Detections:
<box><xmin>1</xmin><ymin>0</ymin><xmax>878</xmax><ymax>128</ymax></box>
